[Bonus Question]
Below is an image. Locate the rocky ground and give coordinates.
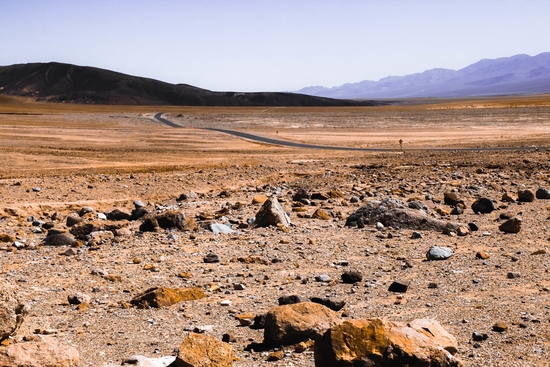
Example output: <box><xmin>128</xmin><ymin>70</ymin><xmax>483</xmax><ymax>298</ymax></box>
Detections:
<box><xmin>1</xmin><ymin>147</ymin><xmax>550</xmax><ymax>366</ymax></box>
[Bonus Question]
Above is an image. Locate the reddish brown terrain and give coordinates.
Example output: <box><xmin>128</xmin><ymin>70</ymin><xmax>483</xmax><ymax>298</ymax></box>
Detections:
<box><xmin>1</xmin><ymin>95</ymin><xmax>550</xmax><ymax>366</ymax></box>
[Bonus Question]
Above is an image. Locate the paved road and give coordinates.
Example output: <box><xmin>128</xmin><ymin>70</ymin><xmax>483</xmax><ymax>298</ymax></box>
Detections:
<box><xmin>154</xmin><ymin>113</ymin><xmax>544</xmax><ymax>152</ymax></box>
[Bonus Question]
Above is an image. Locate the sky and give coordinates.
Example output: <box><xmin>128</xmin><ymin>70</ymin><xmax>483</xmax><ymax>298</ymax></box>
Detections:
<box><xmin>1</xmin><ymin>0</ymin><xmax>549</xmax><ymax>92</ymax></box>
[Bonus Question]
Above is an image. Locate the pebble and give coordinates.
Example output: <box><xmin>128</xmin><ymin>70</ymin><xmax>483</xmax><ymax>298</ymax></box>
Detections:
<box><xmin>411</xmin><ymin>231</ymin><xmax>423</xmax><ymax>239</ymax></box>
<box><xmin>204</xmin><ymin>253</ymin><xmax>220</xmax><ymax>263</ymax></box>
<box><xmin>388</xmin><ymin>280</ymin><xmax>409</xmax><ymax>293</ymax></box>
<box><xmin>476</xmin><ymin>251</ymin><xmax>490</xmax><ymax>259</ymax></box>
<box><xmin>315</xmin><ymin>274</ymin><xmax>331</xmax><ymax>282</ymax></box>
<box><xmin>492</xmin><ymin>322</ymin><xmax>508</xmax><ymax>332</ymax></box>
<box><xmin>426</xmin><ymin>246</ymin><xmax>453</xmax><ymax>260</ymax></box>
<box><xmin>220</xmin><ymin>300</ymin><xmax>231</xmax><ymax>306</ymax></box>
<box><xmin>341</xmin><ymin>271</ymin><xmax>362</xmax><ymax>284</ymax></box>
<box><xmin>472</xmin><ymin>332</ymin><xmax>488</xmax><ymax>341</ymax></box>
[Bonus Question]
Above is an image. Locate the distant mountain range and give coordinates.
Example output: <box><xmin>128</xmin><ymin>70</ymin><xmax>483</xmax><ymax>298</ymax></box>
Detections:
<box><xmin>297</xmin><ymin>52</ymin><xmax>550</xmax><ymax>99</ymax></box>
<box><xmin>0</xmin><ymin>62</ymin><xmax>384</xmax><ymax>106</ymax></box>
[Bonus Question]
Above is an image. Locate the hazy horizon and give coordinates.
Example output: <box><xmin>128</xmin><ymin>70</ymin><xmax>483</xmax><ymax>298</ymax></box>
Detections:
<box><xmin>1</xmin><ymin>0</ymin><xmax>549</xmax><ymax>92</ymax></box>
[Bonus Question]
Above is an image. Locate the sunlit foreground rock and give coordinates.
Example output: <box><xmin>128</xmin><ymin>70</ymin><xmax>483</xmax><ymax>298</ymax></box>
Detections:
<box><xmin>0</xmin><ymin>335</ymin><xmax>79</xmax><ymax>367</ymax></box>
<box><xmin>0</xmin><ymin>282</ymin><xmax>26</xmax><ymax>342</ymax></box>
<box><xmin>315</xmin><ymin>318</ymin><xmax>463</xmax><ymax>367</ymax></box>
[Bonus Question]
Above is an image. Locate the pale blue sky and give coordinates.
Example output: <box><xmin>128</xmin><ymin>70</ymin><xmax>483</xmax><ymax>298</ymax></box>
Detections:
<box><xmin>1</xmin><ymin>0</ymin><xmax>549</xmax><ymax>92</ymax></box>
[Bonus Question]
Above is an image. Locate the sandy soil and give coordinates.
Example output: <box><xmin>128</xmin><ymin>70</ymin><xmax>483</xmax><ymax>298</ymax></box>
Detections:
<box><xmin>1</xmin><ymin>96</ymin><xmax>550</xmax><ymax>366</ymax></box>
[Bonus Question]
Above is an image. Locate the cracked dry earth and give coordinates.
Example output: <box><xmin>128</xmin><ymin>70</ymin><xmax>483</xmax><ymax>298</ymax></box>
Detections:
<box><xmin>2</xmin><ymin>148</ymin><xmax>550</xmax><ymax>367</ymax></box>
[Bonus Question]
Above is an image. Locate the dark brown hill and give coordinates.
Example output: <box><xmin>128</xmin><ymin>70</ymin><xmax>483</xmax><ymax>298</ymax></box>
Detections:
<box><xmin>0</xmin><ymin>62</ymin><xmax>386</xmax><ymax>106</ymax></box>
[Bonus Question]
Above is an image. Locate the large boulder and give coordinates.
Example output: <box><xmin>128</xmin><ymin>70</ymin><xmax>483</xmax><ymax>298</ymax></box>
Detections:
<box><xmin>254</xmin><ymin>196</ymin><xmax>291</xmax><ymax>228</ymax></box>
<box><xmin>130</xmin><ymin>287</ymin><xmax>206</xmax><ymax>309</ymax></box>
<box><xmin>314</xmin><ymin>318</ymin><xmax>463</xmax><ymax>367</ymax></box>
<box><xmin>264</xmin><ymin>302</ymin><xmax>340</xmax><ymax>345</ymax></box>
<box><xmin>0</xmin><ymin>335</ymin><xmax>79</xmax><ymax>367</ymax></box>
<box><xmin>0</xmin><ymin>282</ymin><xmax>26</xmax><ymax>341</ymax></box>
<box><xmin>171</xmin><ymin>333</ymin><xmax>233</xmax><ymax>367</ymax></box>
<box><xmin>345</xmin><ymin>198</ymin><xmax>464</xmax><ymax>233</ymax></box>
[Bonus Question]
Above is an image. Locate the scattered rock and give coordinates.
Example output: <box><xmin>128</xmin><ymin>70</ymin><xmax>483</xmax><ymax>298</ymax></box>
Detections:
<box><xmin>346</xmin><ymin>198</ymin><xmax>465</xmax><ymax>233</ymax></box>
<box><xmin>107</xmin><ymin>208</ymin><xmax>132</xmax><ymax>221</ymax></box>
<box><xmin>208</xmin><ymin>223</ymin><xmax>235</xmax><ymax>234</ymax></box>
<box><xmin>444</xmin><ymin>192</ymin><xmax>464</xmax><ymax>206</ymax></box>
<box><xmin>66</xmin><ymin>213</ymin><xmax>83</xmax><ymax>227</ymax></box>
<box><xmin>507</xmin><ymin>272</ymin><xmax>521</xmax><ymax>279</ymax></box>
<box><xmin>314</xmin><ymin>318</ymin><xmax>463</xmax><ymax>367</ymax></box>
<box><xmin>310</xmin><ymin>297</ymin><xmax>346</xmax><ymax>311</ymax></box>
<box><xmin>472</xmin><ymin>332</ymin><xmax>488</xmax><ymax>341</ymax></box>
<box><xmin>536</xmin><ymin>188</ymin><xmax>550</xmax><ymax>199</ymax></box>
<box><xmin>517</xmin><ymin>189</ymin><xmax>535</xmax><ymax>202</ymax></box>
<box><xmin>471</xmin><ymin>197</ymin><xmax>495</xmax><ymax>214</ymax></box>
<box><xmin>315</xmin><ymin>274</ymin><xmax>331</xmax><ymax>282</ymax></box>
<box><xmin>278</xmin><ymin>295</ymin><xmax>306</xmax><ymax>305</ymax></box>
<box><xmin>266</xmin><ymin>350</ymin><xmax>284</xmax><ymax>361</ymax></box>
<box><xmin>341</xmin><ymin>271</ymin><xmax>362</xmax><ymax>284</ymax></box>
<box><xmin>263</xmin><ymin>302</ymin><xmax>340</xmax><ymax>345</ymax></box>
<box><xmin>173</xmin><ymin>333</ymin><xmax>234</xmax><ymax>367</ymax></box>
<box><xmin>388</xmin><ymin>280</ymin><xmax>409</xmax><ymax>293</ymax></box>
<box><xmin>499</xmin><ymin>217</ymin><xmax>522</xmax><ymax>233</ymax></box>
<box><xmin>79</xmin><ymin>206</ymin><xmax>94</xmax><ymax>216</ymax></box>
<box><xmin>312</xmin><ymin>208</ymin><xmax>331</xmax><ymax>220</ymax></box>
<box><xmin>426</xmin><ymin>246</ymin><xmax>454</xmax><ymax>260</ymax></box>
<box><xmin>492</xmin><ymin>322</ymin><xmax>508</xmax><ymax>332</ymax></box>
<box><xmin>411</xmin><ymin>231</ymin><xmax>423</xmax><ymax>239</ymax></box>
<box><xmin>501</xmin><ymin>192</ymin><xmax>516</xmax><ymax>202</ymax></box>
<box><xmin>155</xmin><ymin>210</ymin><xmax>186</xmax><ymax>230</ymax></box>
<box><xmin>476</xmin><ymin>251</ymin><xmax>490</xmax><ymax>259</ymax></box>
<box><xmin>68</xmin><ymin>293</ymin><xmax>91</xmax><ymax>305</ymax></box>
<box><xmin>130</xmin><ymin>287</ymin><xmax>206</xmax><ymax>308</ymax></box>
<box><xmin>204</xmin><ymin>253</ymin><xmax>220</xmax><ymax>263</ymax></box>
<box><xmin>43</xmin><ymin>231</ymin><xmax>76</xmax><ymax>247</ymax></box>
<box><xmin>119</xmin><ymin>355</ymin><xmax>175</xmax><ymax>367</ymax></box>
<box><xmin>253</xmin><ymin>196</ymin><xmax>291</xmax><ymax>228</ymax></box>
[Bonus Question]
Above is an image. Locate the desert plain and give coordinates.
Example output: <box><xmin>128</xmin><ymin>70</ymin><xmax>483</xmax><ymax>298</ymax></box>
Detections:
<box><xmin>1</xmin><ymin>95</ymin><xmax>550</xmax><ymax>366</ymax></box>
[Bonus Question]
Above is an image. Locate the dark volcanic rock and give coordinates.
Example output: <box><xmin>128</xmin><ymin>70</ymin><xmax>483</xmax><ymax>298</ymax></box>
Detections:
<box><xmin>345</xmin><ymin>198</ymin><xmax>464</xmax><ymax>233</ymax></box>
<box><xmin>155</xmin><ymin>210</ymin><xmax>186</xmax><ymax>230</ymax></box>
<box><xmin>278</xmin><ymin>295</ymin><xmax>306</xmax><ymax>305</ymax></box>
<box><xmin>139</xmin><ymin>217</ymin><xmax>158</xmax><ymax>232</ymax></box>
<box><xmin>310</xmin><ymin>297</ymin><xmax>346</xmax><ymax>311</ymax></box>
<box><xmin>517</xmin><ymin>189</ymin><xmax>535</xmax><ymax>202</ymax></box>
<box><xmin>471</xmin><ymin>197</ymin><xmax>495</xmax><ymax>214</ymax></box>
<box><xmin>341</xmin><ymin>271</ymin><xmax>363</xmax><ymax>284</ymax></box>
<box><xmin>499</xmin><ymin>217</ymin><xmax>522</xmax><ymax>233</ymax></box>
<box><xmin>388</xmin><ymin>280</ymin><xmax>410</xmax><ymax>293</ymax></box>
<box><xmin>43</xmin><ymin>232</ymin><xmax>76</xmax><ymax>246</ymax></box>
<box><xmin>106</xmin><ymin>208</ymin><xmax>132</xmax><ymax>221</ymax></box>
<box><xmin>536</xmin><ymin>188</ymin><xmax>550</xmax><ymax>199</ymax></box>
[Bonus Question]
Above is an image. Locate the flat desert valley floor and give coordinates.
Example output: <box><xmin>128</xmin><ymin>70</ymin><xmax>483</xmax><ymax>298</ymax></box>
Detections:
<box><xmin>1</xmin><ymin>95</ymin><xmax>550</xmax><ymax>366</ymax></box>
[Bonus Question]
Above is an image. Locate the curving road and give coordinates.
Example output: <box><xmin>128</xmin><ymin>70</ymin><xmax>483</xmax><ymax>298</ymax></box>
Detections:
<box><xmin>154</xmin><ymin>112</ymin><xmax>544</xmax><ymax>152</ymax></box>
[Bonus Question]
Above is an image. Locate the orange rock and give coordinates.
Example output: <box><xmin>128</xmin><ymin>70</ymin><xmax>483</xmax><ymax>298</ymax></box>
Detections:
<box><xmin>130</xmin><ymin>287</ymin><xmax>206</xmax><ymax>309</ymax></box>
<box><xmin>252</xmin><ymin>195</ymin><xmax>268</xmax><ymax>204</ymax></box>
<box><xmin>173</xmin><ymin>333</ymin><xmax>234</xmax><ymax>367</ymax></box>
<box><xmin>315</xmin><ymin>318</ymin><xmax>463</xmax><ymax>367</ymax></box>
<box><xmin>264</xmin><ymin>302</ymin><xmax>340</xmax><ymax>345</ymax></box>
